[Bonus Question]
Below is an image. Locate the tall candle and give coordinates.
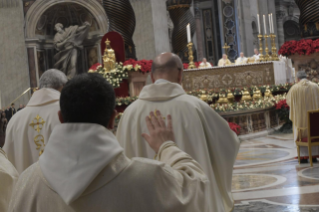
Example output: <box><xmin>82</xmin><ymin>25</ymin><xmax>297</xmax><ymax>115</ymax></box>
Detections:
<box><xmin>186</xmin><ymin>24</ymin><xmax>191</xmax><ymax>43</ymax></box>
<box><xmin>268</xmin><ymin>14</ymin><xmax>272</xmax><ymax>33</ymax></box>
<box><xmin>271</xmin><ymin>13</ymin><xmax>274</xmax><ymax>34</ymax></box>
<box><xmin>257</xmin><ymin>14</ymin><xmax>261</xmax><ymax>34</ymax></box>
<box><xmin>263</xmin><ymin>15</ymin><xmax>267</xmax><ymax>34</ymax></box>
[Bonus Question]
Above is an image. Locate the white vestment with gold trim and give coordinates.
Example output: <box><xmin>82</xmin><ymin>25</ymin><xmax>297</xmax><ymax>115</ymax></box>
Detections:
<box><xmin>3</xmin><ymin>88</ymin><xmax>61</xmax><ymax>174</ymax></box>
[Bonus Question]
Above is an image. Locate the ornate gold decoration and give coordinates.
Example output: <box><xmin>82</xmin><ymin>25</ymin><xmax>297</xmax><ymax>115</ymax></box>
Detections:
<box><xmin>187</xmin><ymin>42</ymin><xmax>196</xmax><ymax>69</ymax></box>
<box><xmin>29</xmin><ymin>115</ymin><xmax>46</xmax><ymax>156</ymax></box>
<box><xmin>270</xmin><ymin>34</ymin><xmax>279</xmax><ymax>61</ymax></box>
<box><xmin>103</xmin><ymin>39</ymin><xmax>116</xmax><ymax>73</ymax></box>
<box><xmin>257</xmin><ymin>34</ymin><xmax>265</xmax><ymax>62</ymax></box>
<box><xmin>222</xmin><ymin>43</ymin><xmax>230</xmax><ymax>53</ymax></box>
<box><xmin>264</xmin><ymin>86</ymin><xmax>273</xmax><ymax>98</ymax></box>
<box><xmin>34</xmin><ymin>135</ymin><xmax>45</xmax><ymax>156</ymax></box>
<box><xmin>29</xmin><ymin>115</ymin><xmax>46</xmax><ymax>133</ymax></box>
<box><xmin>252</xmin><ymin>87</ymin><xmax>262</xmax><ymax>100</ymax></box>
<box><xmin>227</xmin><ymin>90</ymin><xmax>235</xmax><ymax>103</ymax></box>
<box><xmin>182</xmin><ymin>63</ymin><xmax>275</xmax><ymax>91</ymax></box>
<box><xmin>241</xmin><ymin>88</ymin><xmax>252</xmax><ymax>102</ymax></box>
<box><xmin>264</xmin><ymin>34</ymin><xmax>270</xmax><ymax>61</ymax></box>
<box><xmin>217</xmin><ymin>93</ymin><xmax>229</xmax><ymax>104</ymax></box>
<box><xmin>200</xmin><ymin>91</ymin><xmax>208</xmax><ymax>102</ymax></box>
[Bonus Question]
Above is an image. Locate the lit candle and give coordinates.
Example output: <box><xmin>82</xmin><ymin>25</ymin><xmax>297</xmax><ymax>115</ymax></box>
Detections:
<box><xmin>187</xmin><ymin>24</ymin><xmax>191</xmax><ymax>43</ymax></box>
<box><xmin>268</xmin><ymin>14</ymin><xmax>272</xmax><ymax>33</ymax></box>
<box><xmin>263</xmin><ymin>15</ymin><xmax>267</xmax><ymax>34</ymax></box>
<box><xmin>271</xmin><ymin>13</ymin><xmax>274</xmax><ymax>34</ymax></box>
<box><xmin>257</xmin><ymin>14</ymin><xmax>261</xmax><ymax>34</ymax></box>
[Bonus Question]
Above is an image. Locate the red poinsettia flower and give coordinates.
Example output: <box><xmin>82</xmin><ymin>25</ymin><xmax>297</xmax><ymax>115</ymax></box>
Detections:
<box><xmin>228</xmin><ymin>122</ymin><xmax>241</xmax><ymax>135</ymax></box>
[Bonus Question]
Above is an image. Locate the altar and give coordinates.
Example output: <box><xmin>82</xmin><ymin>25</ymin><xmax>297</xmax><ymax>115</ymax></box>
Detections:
<box><xmin>182</xmin><ymin>61</ymin><xmax>287</xmax><ymax>91</ymax></box>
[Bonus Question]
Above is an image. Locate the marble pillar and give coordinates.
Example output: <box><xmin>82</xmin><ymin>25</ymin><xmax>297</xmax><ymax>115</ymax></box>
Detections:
<box><xmin>0</xmin><ymin>1</ymin><xmax>30</xmax><ymax>107</ymax></box>
<box><xmin>130</xmin><ymin>0</ymin><xmax>170</xmax><ymax>60</ymax></box>
<box><xmin>194</xmin><ymin>0</ymin><xmax>204</xmax><ymax>61</ymax></box>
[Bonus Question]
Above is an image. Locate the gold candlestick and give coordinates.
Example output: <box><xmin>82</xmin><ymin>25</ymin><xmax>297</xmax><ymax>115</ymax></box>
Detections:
<box><xmin>257</xmin><ymin>34</ymin><xmax>264</xmax><ymax>62</ymax></box>
<box><xmin>270</xmin><ymin>34</ymin><xmax>279</xmax><ymax>61</ymax></box>
<box><xmin>187</xmin><ymin>42</ymin><xmax>196</xmax><ymax>69</ymax></box>
<box><xmin>264</xmin><ymin>34</ymin><xmax>270</xmax><ymax>61</ymax></box>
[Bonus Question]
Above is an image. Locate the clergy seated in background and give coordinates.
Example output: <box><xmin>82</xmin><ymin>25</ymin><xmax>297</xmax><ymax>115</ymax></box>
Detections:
<box><xmin>117</xmin><ymin>52</ymin><xmax>240</xmax><ymax>212</ymax></box>
<box><xmin>218</xmin><ymin>54</ymin><xmax>232</xmax><ymax>67</ymax></box>
<box><xmin>287</xmin><ymin>70</ymin><xmax>319</xmax><ymax>163</ymax></box>
<box><xmin>199</xmin><ymin>58</ymin><xmax>212</xmax><ymax>68</ymax></box>
<box><xmin>3</xmin><ymin>69</ymin><xmax>68</xmax><ymax>174</ymax></box>
<box><xmin>235</xmin><ymin>52</ymin><xmax>248</xmax><ymax>65</ymax></box>
<box><xmin>252</xmin><ymin>48</ymin><xmax>260</xmax><ymax>61</ymax></box>
<box><xmin>0</xmin><ymin>140</ymin><xmax>19</xmax><ymax>212</ymax></box>
<box><xmin>8</xmin><ymin>73</ymin><xmax>209</xmax><ymax>212</ymax></box>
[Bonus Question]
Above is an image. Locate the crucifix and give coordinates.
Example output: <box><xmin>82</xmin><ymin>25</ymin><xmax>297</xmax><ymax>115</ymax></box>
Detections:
<box><xmin>222</xmin><ymin>43</ymin><xmax>230</xmax><ymax>53</ymax></box>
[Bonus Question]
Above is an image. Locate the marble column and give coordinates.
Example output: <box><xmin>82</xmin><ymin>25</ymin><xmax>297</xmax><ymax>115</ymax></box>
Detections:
<box><xmin>130</xmin><ymin>0</ymin><xmax>170</xmax><ymax>60</ymax></box>
<box><xmin>194</xmin><ymin>0</ymin><xmax>204</xmax><ymax>60</ymax></box>
<box><xmin>0</xmin><ymin>1</ymin><xmax>30</xmax><ymax>107</ymax></box>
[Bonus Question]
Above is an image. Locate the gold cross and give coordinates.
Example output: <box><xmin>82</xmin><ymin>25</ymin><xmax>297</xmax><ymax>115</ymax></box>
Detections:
<box><xmin>29</xmin><ymin>115</ymin><xmax>45</xmax><ymax>133</ymax></box>
<box><xmin>222</xmin><ymin>43</ymin><xmax>230</xmax><ymax>51</ymax></box>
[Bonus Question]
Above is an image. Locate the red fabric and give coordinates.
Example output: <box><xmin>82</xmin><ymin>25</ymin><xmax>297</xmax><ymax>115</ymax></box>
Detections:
<box><xmin>300</xmin><ymin>137</ymin><xmax>319</xmax><ymax>143</ymax></box>
<box><xmin>114</xmin><ymin>79</ymin><xmax>129</xmax><ymax>98</ymax></box>
<box><xmin>101</xmin><ymin>32</ymin><xmax>126</xmax><ymax>63</ymax></box>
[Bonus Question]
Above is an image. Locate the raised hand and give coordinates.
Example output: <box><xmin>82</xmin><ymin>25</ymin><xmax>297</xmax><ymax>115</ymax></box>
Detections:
<box><xmin>142</xmin><ymin>110</ymin><xmax>175</xmax><ymax>153</ymax></box>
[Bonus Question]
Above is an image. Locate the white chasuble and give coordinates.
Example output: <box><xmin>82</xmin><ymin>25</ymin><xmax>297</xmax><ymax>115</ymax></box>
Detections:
<box><xmin>199</xmin><ymin>62</ymin><xmax>212</xmax><ymax>68</ymax></box>
<box><xmin>8</xmin><ymin>124</ymin><xmax>208</xmax><ymax>212</ymax></box>
<box><xmin>287</xmin><ymin>79</ymin><xmax>319</xmax><ymax>156</ymax></box>
<box><xmin>0</xmin><ymin>148</ymin><xmax>18</xmax><ymax>212</ymax></box>
<box><xmin>3</xmin><ymin>88</ymin><xmax>61</xmax><ymax>173</ymax></box>
<box><xmin>116</xmin><ymin>82</ymin><xmax>240</xmax><ymax>212</ymax></box>
<box><xmin>235</xmin><ymin>57</ymin><xmax>248</xmax><ymax>65</ymax></box>
<box><xmin>218</xmin><ymin>58</ymin><xmax>231</xmax><ymax>67</ymax></box>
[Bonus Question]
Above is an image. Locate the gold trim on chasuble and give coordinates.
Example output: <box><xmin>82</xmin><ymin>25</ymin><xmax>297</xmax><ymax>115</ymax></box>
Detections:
<box><xmin>29</xmin><ymin>115</ymin><xmax>46</xmax><ymax>156</ymax></box>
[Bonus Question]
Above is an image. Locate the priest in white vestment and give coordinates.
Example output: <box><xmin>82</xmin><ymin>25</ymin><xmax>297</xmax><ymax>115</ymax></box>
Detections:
<box><xmin>117</xmin><ymin>53</ymin><xmax>240</xmax><ymax>212</ymax></box>
<box><xmin>218</xmin><ymin>54</ymin><xmax>232</xmax><ymax>67</ymax></box>
<box><xmin>8</xmin><ymin>73</ymin><xmax>208</xmax><ymax>212</ymax></box>
<box><xmin>287</xmin><ymin>70</ymin><xmax>319</xmax><ymax>160</ymax></box>
<box><xmin>235</xmin><ymin>52</ymin><xmax>248</xmax><ymax>65</ymax></box>
<box><xmin>199</xmin><ymin>58</ymin><xmax>212</xmax><ymax>68</ymax></box>
<box><xmin>252</xmin><ymin>48</ymin><xmax>260</xmax><ymax>61</ymax></box>
<box><xmin>0</xmin><ymin>147</ymin><xmax>18</xmax><ymax>212</ymax></box>
<box><xmin>3</xmin><ymin>69</ymin><xmax>68</xmax><ymax>173</ymax></box>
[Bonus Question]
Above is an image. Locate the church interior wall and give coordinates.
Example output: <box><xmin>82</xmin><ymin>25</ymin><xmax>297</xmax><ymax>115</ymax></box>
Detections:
<box><xmin>130</xmin><ymin>0</ymin><xmax>170</xmax><ymax>60</ymax></box>
<box><xmin>0</xmin><ymin>1</ymin><xmax>30</xmax><ymax>108</ymax></box>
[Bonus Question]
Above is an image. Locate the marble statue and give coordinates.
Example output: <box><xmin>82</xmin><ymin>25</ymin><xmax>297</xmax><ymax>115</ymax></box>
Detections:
<box><xmin>53</xmin><ymin>22</ymin><xmax>91</xmax><ymax>79</ymax></box>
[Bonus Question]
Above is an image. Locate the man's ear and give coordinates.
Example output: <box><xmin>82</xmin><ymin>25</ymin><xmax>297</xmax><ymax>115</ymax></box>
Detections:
<box><xmin>58</xmin><ymin>111</ymin><xmax>64</xmax><ymax>123</ymax></box>
<box><xmin>178</xmin><ymin>70</ymin><xmax>183</xmax><ymax>84</ymax></box>
<box><xmin>107</xmin><ymin>110</ymin><xmax>117</xmax><ymax>130</ymax></box>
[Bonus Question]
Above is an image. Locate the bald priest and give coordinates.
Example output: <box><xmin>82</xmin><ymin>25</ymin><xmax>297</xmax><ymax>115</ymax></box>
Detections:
<box><xmin>117</xmin><ymin>52</ymin><xmax>240</xmax><ymax>212</ymax></box>
<box><xmin>8</xmin><ymin>74</ymin><xmax>209</xmax><ymax>212</ymax></box>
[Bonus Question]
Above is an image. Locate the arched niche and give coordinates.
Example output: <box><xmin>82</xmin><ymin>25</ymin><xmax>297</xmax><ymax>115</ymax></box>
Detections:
<box><xmin>283</xmin><ymin>19</ymin><xmax>300</xmax><ymax>42</ymax></box>
<box><xmin>24</xmin><ymin>0</ymin><xmax>108</xmax><ymax>86</ymax></box>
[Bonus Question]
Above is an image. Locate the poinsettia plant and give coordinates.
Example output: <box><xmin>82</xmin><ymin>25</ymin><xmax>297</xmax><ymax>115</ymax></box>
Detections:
<box><xmin>275</xmin><ymin>99</ymin><xmax>292</xmax><ymax>132</ymax></box>
<box><xmin>278</xmin><ymin>38</ymin><xmax>319</xmax><ymax>56</ymax></box>
<box><xmin>228</xmin><ymin>122</ymin><xmax>241</xmax><ymax>135</ymax></box>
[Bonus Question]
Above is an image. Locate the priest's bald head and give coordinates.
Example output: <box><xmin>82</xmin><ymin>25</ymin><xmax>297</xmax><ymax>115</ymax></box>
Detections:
<box><xmin>151</xmin><ymin>52</ymin><xmax>183</xmax><ymax>84</ymax></box>
<box><xmin>297</xmin><ymin>70</ymin><xmax>307</xmax><ymax>82</ymax></box>
<box><xmin>59</xmin><ymin>73</ymin><xmax>116</xmax><ymax>129</ymax></box>
<box><xmin>39</xmin><ymin>69</ymin><xmax>68</xmax><ymax>92</ymax></box>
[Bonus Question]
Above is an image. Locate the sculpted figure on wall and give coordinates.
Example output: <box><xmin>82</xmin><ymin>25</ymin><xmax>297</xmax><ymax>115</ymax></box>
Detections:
<box><xmin>53</xmin><ymin>22</ymin><xmax>91</xmax><ymax>78</ymax></box>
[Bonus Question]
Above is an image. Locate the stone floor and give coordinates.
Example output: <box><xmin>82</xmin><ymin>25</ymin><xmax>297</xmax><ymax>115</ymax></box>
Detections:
<box><xmin>233</xmin><ymin>133</ymin><xmax>319</xmax><ymax>211</ymax></box>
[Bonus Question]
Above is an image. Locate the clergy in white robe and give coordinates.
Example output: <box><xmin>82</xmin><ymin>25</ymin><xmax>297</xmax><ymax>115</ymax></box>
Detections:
<box><xmin>235</xmin><ymin>52</ymin><xmax>248</xmax><ymax>65</ymax></box>
<box><xmin>117</xmin><ymin>52</ymin><xmax>240</xmax><ymax>212</ymax></box>
<box><xmin>8</xmin><ymin>73</ymin><xmax>208</xmax><ymax>212</ymax></box>
<box><xmin>3</xmin><ymin>69</ymin><xmax>67</xmax><ymax>173</ymax></box>
<box><xmin>287</xmin><ymin>70</ymin><xmax>319</xmax><ymax>157</ymax></box>
<box><xmin>252</xmin><ymin>48</ymin><xmax>260</xmax><ymax>61</ymax></box>
<box><xmin>218</xmin><ymin>54</ymin><xmax>232</xmax><ymax>67</ymax></box>
<box><xmin>0</xmin><ymin>148</ymin><xmax>18</xmax><ymax>212</ymax></box>
<box><xmin>199</xmin><ymin>58</ymin><xmax>212</xmax><ymax>68</ymax></box>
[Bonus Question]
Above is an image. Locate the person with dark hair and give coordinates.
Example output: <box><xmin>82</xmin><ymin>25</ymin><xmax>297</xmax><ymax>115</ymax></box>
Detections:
<box><xmin>4</xmin><ymin>106</ymin><xmax>10</xmax><ymax>120</ymax></box>
<box><xmin>0</xmin><ymin>110</ymin><xmax>18</xmax><ymax>212</ymax></box>
<box><xmin>117</xmin><ymin>52</ymin><xmax>240</xmax><ymax>212</ymax></box>
<box><xmin>287</xmin><ymin>70</ymin><xmax>319</xmax><ymax>163</ymax></box>
<box><xmin>17</xmin><ymin>104</ymin><xmax>24</xmax><ymax>112</ymax></box>
<box><xmin>4</xmin><ymin>69</ymin><xmax>68</xmax><ymax>173</ymax></box>
<box><xmin>6</xmin><ymin>103</ymin><xmax>16</xmax><ymax>122</ymax></box>
<box><xmin>8</xmin><ymin>73</ymin><xmax>208</xmax><ymax>212</ymax></box>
